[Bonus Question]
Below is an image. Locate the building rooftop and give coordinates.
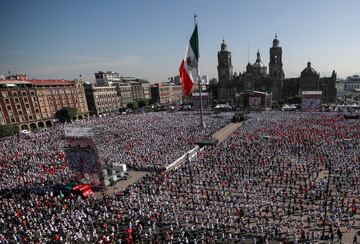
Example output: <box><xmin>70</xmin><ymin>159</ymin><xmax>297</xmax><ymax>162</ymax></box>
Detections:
<box><xmin>0</xmin><ymin>80</ymin><xmax>33</xmax><ymax>85</ymax></box>
<box><xmin>31</xmin><ymin>79</ymin><xmax>77</xmax><ymax>86</ymax></box>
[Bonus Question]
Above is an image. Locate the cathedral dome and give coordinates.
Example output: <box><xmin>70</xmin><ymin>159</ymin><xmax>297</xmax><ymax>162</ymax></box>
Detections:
<box><xmin>301</xmin><ymin>61</ymin><xmax>317</xmax><ymax>75</ymax></box>
<box><xmin>253</xmin><ymin>50</ymin><xmax>266</xmax><ymax>68</ymax></box>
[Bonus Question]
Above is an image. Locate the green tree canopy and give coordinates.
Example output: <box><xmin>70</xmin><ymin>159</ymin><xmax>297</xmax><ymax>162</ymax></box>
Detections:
<box><xmin>208</xmin><ymin>78</ymin><xmax>219</xmax><ymax>99</ymax></box>
<box><xmin>55</xmin><ymin>107</ymin><xmax>78</xmax><ymax>123</ymax></box>
<box><xmin>137</xmin><ymin>99</ymin><xmax>148</xmax><ymax>108</ymax></box>
<box><xmin>0</xmin><ymin>124</ymin><xmax>19</xmax><ymax>137</ymax></box>
<box><xmin>127</xmin><ymin>101</ymin><xmax>138</xmax><ymax>111</ymax></box>
<box><xmin>272</xmin><ymin>100</ymin><xmax>280</xmax><ymax>110</ymax></box>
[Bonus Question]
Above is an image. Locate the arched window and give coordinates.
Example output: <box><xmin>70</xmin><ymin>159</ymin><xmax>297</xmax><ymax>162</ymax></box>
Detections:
<box><xmin>274</xmin><ymin>71</ymin><xmax>277</xmax><ymax>77</ymax></box>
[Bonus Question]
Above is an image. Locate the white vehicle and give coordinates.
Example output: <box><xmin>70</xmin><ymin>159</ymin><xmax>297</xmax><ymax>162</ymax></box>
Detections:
<box><xmin>19</xmin><ymin>130</ymin><xmax>31</xmax><ymax>138</ymax></box>
<box><xmin>19</xmin><ymin>129</ymin><xmax>31</xmax><ymax>134</ymax></box>
<box><xmin>215</xmin><ymin>104</ymin><xmax>232</xmax><ymax>111</ymax></box>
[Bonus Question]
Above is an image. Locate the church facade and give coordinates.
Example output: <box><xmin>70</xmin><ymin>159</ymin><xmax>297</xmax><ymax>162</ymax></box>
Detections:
<box><xmin>217</xmin><ymin>36</ymin><xmax>337</xmax><ymax>104</ymax></box>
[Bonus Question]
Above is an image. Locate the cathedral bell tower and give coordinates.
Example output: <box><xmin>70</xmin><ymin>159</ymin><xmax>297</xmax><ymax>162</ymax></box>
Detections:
<box><xmin>269</xmin><ymin>34</ymin><xmax>285</xmax><ymax>101</ymax></box>
<box><xmin>217</xmin><ymin>39</ymin><xmax>233</xmax><ymax>83</ymax></box>
<box><xmin>269</xmin><ymin>34</ymin><xmax>284</xmax><ymax>79</ymax></box>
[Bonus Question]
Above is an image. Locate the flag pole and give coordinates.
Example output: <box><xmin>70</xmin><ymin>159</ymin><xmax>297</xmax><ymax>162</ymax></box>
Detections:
<box><xmin>194</xmin><ymin>13</ymin><xmax>205</xmax><ymax>129</ymax></box>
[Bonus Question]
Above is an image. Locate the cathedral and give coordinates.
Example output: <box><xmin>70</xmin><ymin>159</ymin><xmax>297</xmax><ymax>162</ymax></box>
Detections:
<box><xmin>217</xmin><ymin>35</ymin><xmax>337</xmax><ymax>104</ymax></box>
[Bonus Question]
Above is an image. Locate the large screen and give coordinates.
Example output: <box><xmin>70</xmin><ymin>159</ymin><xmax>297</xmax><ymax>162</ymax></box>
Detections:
<box><xmin>302</xmin><ymin>95</ymin><xmax>321</xmax><ymax>110</ymax></box>
<box><xmin>249</xmin><ymin>96</ymin><xmax>261</xmax><ymax>108</ymax></box>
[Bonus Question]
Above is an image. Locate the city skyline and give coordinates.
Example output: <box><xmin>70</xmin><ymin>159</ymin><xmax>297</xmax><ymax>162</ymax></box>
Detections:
<box><xmin>1</xmin><ymin>0</ymin><xmax>359</xmax><ymax>82</ymax></box>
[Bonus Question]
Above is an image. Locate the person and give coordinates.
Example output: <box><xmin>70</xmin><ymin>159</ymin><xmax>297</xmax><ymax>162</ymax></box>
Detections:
<box><xmin>354</xmin><ymin>234</ymin><xmax>358</xmax><ymax>244</ymax></box>
<box><xmin>337</xmin><ymin>228</ymin><xmax>342</xmax><ymax>243</ymax></box>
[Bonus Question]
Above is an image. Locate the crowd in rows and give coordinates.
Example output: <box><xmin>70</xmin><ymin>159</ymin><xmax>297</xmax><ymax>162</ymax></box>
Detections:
<box><xmin>0</xmin><ymin>111</ymin><xmax>359</xmax><ymax>243</ymax></box>
<box><xmin>0</xmin><ymin>111</ymin><xmax>231</xmax><ymax>192</ymax></box>
<box><xmin>73</xmin><ymin>112</ymin><xmax>233</xmax><ymax>171</ymax></box>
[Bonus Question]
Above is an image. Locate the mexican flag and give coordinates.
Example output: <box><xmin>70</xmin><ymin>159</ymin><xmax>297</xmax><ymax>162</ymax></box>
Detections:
<box><xmin>179</xmin><ymin>25</ymin><xmax>199</xmax><ymax>96</ymax></box>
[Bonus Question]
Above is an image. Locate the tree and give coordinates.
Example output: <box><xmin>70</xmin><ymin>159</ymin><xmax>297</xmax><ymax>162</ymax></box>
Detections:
<box><xmin>272</xmin><ymin>100</ymin><xmax>280</xmax><ymax>110</ymax></box>
<box><xmin>55</xmin><ymin>107</ymin><xmax>78</xmax><ymax>123</ymax></box>
<box><xmin>138</xmin><ymin>99</ymin><xmax>148</xmax><ymax>108</ymax></box>
<box><xmin>0</xmin><ymin>124</ymin><xmax>19</xmax><ymax>137</ymax></box>
<box><xmin>127</xmin><ymin>101</ymin><xmax>138</xmax><ymax>111</ymax></box>
<box><xmin>208</xmin><ymin>78</ymin><xmax>219</xmax><ymax>100</ymax></box>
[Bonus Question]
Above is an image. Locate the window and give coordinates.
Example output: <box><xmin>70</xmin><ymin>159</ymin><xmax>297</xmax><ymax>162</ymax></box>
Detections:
<box><xmin>5</xmin><ymin>98</ymin><xmax>9</xmax><ymax>104</ymax></box>
<box><xmin>27</xmin><ymin>110</ymin><xmax>32</xmax><ymax>115</ymax></box>
<box><xmin>18</xmin><ymin>110</ymin><xmax>23</xmax><ymax>115</ymax></box>
<box><xmin>14</xmin><ymin>98</ymin><xmax>19</xmax><ymax>103</ymax></box>
<box><xmin>25</xmin><ymin>104</ymin><xmax>30</xmax><ymax>108</ymax></box>
<box><xmin>23</xmin><ymin>97</ymin><xmax>28</xmax><ymax>102</ymax></box>
<box><xmin>32</xmin><ymin>97</ymin><xmax>36</xmax><ymax>101</ymax></box>
<box><xmin>30</xmin><ymin>91</ymin><xmax>35</xmax><ymax>95</ymax></box>
<box><xmin>29</xmin><ymin>115</ymin><xmax>33</xmax><ymax>120</ymax></box>
<box><xmin>11</xmin><ymin>118</ymin><xmax>15</xmax><ymax>123</ymax></box>
<box><xmin>12</xmin><ymin>92</ymin><xmax>18</xmax><ymax>96</ymax></box>
<box><xmin>16</xmin><ymin>105</ymin><xmax>21</xmax><ymax>109</ymax></box>
<box><xmin>22</xmin><ymin>91</ymin><xmax>27</xmax><ymax>96</ymax></box>
<box><xmin>35</xmin><ymin>108</ymin><xmax>39</xmax><ymax>113</ymax></box>
<box><xmin>2</xmin><ymin>92</ymin><xmax>8</xmax><ymax>98</ymax></box>
<box><xmin>8</xmin><ymin>111</ymin><xmax>13</xmax><ymax>117</ymax></box>
<box><xmin>7</xmin><ymin>105</ymin><xmax>12</xmax><ymax>110</ymax></box>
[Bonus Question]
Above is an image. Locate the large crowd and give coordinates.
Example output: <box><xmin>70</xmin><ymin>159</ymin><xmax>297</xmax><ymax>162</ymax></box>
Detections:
<box><xmin>73</xmin><ymin>111</ymin><xmax>233</xmax><ymax>171</ymax></box>
<box><xmin>0</xmin><ymin>111</ymin><xmax>359</xmax><ymax>243</ymax></box>
<box><xmin>0</xmin><ymin>111</ymin><xmax>231</xmax><ymax>192</ymax></box>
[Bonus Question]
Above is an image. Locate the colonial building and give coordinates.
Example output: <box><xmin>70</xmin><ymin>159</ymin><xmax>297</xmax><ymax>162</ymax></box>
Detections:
<box><xmin>217</xmin><ymin>36</ymin><xmax>337</xmax><ymax>104</ymax></box>
<box><xmin>95</xmin><ymin>71</ymin><xmax>151</xmax><ymax>103</ymax></box>
<box><xmin>0</xmin><ymin>75</ymin><xmax>89</xmax><ymax>130</ymax></box>
<box><xmin>33</xmin><ymin>79</ymin><xmax>88</xmax><ymax>120</ymax></box>
<box><xmin>150</xmin><ymin>83</ymin><xmax>183</xmax><ymax>105</ymax></box>
<box><xmin>116</xmin><ymin>82</ymin><xmax>133</xmax><ymax>106</ymax></box>
<box><xmin>344</xmin><ymin>75</ymin><xmax>360</xmax><ymax>91</ymax></box>
<box><xmin>94</xmin><ymin>71</ymin><xmax>121</xmax><ymax>86</ymax></box>
<box><xmin>85</xmin><ymin>85</ymin><xmax>123</xmax><ymax>115</ymax></box>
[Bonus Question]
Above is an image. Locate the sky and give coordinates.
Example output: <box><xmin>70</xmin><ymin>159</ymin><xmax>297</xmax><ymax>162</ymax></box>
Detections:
<box><xmin>1</xmin><ymin>0</ymin><xmax>360</xmax><ymax>83</ymax></box>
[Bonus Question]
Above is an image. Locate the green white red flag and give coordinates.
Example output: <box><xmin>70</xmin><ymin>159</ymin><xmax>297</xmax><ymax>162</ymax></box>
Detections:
<box><xmin>179</xmin><ymin>25</ymin><xmax>199</xmax><ymax>96</ymax></box>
